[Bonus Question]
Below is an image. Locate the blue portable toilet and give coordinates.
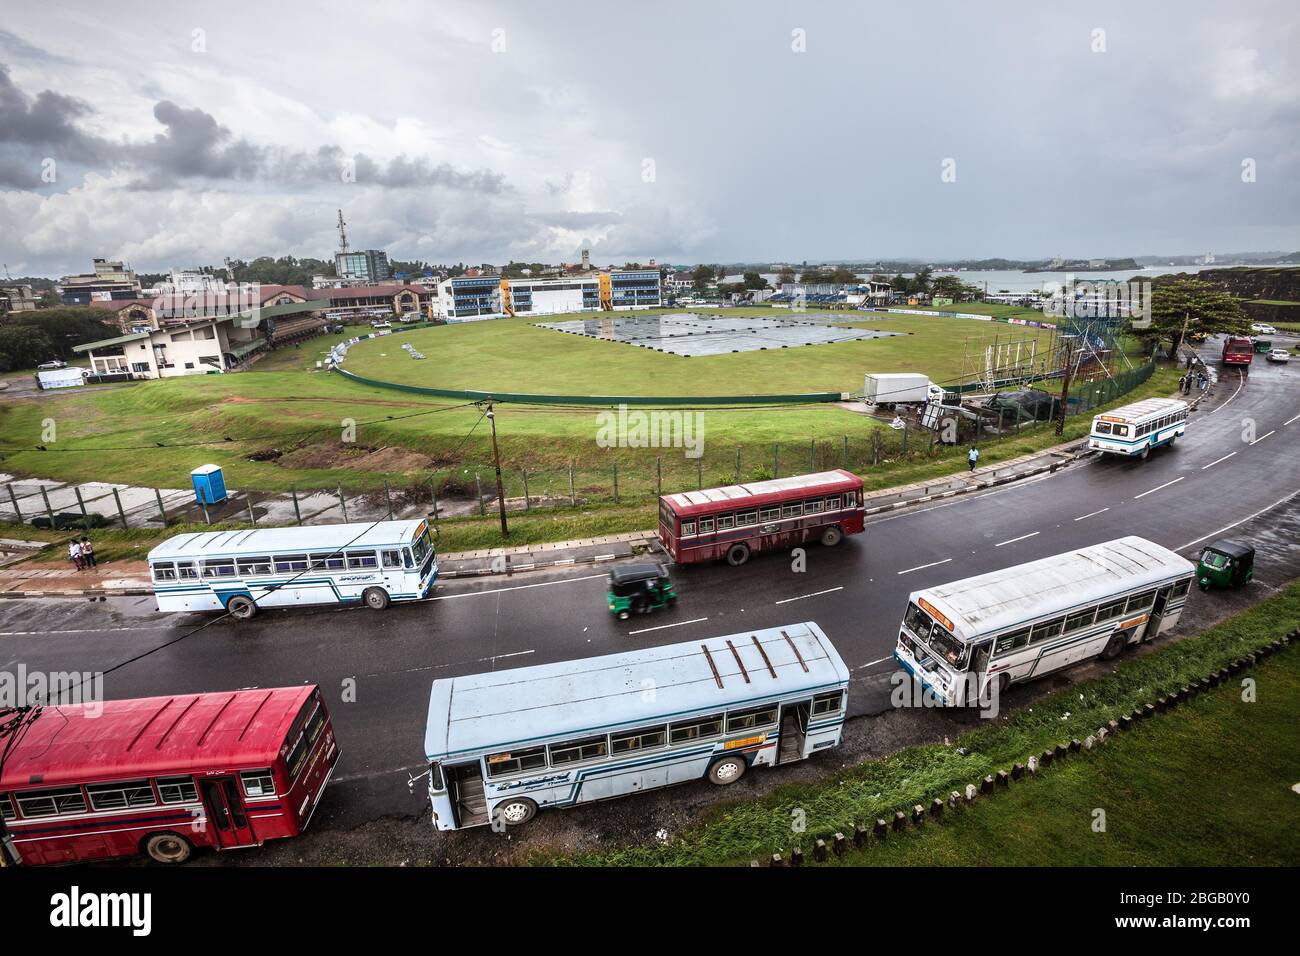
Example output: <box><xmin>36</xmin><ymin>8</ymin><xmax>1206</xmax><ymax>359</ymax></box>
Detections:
<box><xmin>191</xmin><ymin>464</ymin><xmax>228</xmax><ymax>506</ymax></box>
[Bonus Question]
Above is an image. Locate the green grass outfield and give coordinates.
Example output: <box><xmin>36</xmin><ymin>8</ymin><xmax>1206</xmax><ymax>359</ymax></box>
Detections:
<box><xmin>342</xmin><ymin>307</ymin><xmax>1057</xmax><ymax>396</ymax></box>
<box><xmin>545</xmin><ymin>580</ymin><xmax>1300</xmax><ymax>866</ymax></box>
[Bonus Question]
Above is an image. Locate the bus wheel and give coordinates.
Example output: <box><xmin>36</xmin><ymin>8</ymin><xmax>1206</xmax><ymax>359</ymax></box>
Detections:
<box><xmin>1140</xmin><ymin>445</ymin><xmax>1150</xmax><ymax>460</ymax></box>
<box><xmin>226</xmin><ymin>596</ymin><xmax>257</xmax><ymax>620</ymax></box>
<box><xmin>1101</xmin><ymin>635</ymin><xmax>1126</xmax><ymax>660</ymax></box>
<box><xmin>494</xmin><ymin>798</ymin><xmax>537</xmax><ymax>827</ymax></box>
<box><xmin>725</xmin><ymin>543</ymin><xmax>750</xmax><ymax>567</ymax></box>
<box><xmin>363</xmin><ymin>587</ymin><xmax>390</xmax><ymax>611</ymax></box>
<box><xmin>821</xmin><ymin>525</ymin><xmax>843</xmax><ymax>547</ymax></box>
<box><xmin>143</xmin><ymin>832</ymin><xmax>193</xmax><ymax>864</ymax></box>
<box><xmin>708</xmin><ymin>755</ymin><xmax>747</xmax><ymax>785</ymax></box>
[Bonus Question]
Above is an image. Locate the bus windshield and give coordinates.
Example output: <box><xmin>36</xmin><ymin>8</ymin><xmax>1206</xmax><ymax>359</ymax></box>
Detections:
<box><xmin>905</xmin><ymin>602</ymin><xmax>966</xmax><ymax>668</ymax></box>
<box><xmin>411</xmin><ymin>526</ymin><xmax>435</xmax><ymax>564</ymax></box>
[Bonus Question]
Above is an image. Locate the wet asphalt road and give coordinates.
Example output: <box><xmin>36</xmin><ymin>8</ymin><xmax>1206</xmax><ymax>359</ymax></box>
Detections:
<box><xmin>1</xmin><ymin>336</ymin><xmax>1297</xmax><ymax>831</ymax></box>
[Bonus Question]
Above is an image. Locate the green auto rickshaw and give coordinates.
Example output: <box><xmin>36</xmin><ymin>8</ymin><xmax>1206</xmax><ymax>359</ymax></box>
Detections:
<box><xmin>607</xmin><ymin>563</ymin><xmax>677</xmax><ymax>620</ymax></box>
<box><xmin>1196</xmin><ymin>539</ymin><xmax>1255</xmax><ymax>590</ymax></box>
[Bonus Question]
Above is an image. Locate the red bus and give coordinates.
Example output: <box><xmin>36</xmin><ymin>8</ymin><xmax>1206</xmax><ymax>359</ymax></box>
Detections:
<box><xmin>658</xmin><ymin>469</ymin><xmax>865</xmax><ymax>566</ymax></box>
<box><xmin>1222</xmin><ymin>336</ymin><xmax>1254</xmax><ymax>366</ymax></box>
<box><xmin>0</xmin><ymin>685</ymin><xmax>338</xmax><ymax>866</ymax></box>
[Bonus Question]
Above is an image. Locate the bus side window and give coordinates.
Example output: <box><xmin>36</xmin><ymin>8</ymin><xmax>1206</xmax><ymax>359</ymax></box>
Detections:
<box><xmin>682</xmin><ymin>521</ymin><xmax>696</xmax><ymax>536</ymax></box>
<box><xmin>1065</xmin><ymin>607</ymin><xmax>1097</xmax><ymax>632</ymax></box>
<box><xmin>0</xmin><ymin>793</ymin><xmax>14</xmax><ymax>821</ymax></box>
<box><xmin>346</xmin><ymin>551</ymin><xmax>378</xmax><ymax>570</ymax></box>
<box><xmin>993</xmin><ymin>628</ymin><xmax>1029</xmax><ymax>655</ymax></box>
<box><xmin>1029</xmin><ymin>618</ymin><xmax>1064</xmax><ymax>643</ymax></box>
<box><xmin>737</xmin><ymin>511</ymin><xmax>757</xmax><ymax>527</ymax></box>
<box><xmin>176</xmin><ymin>562</ymin><xmax>197</xmax><ymax>579</ymax></box>
<box><xmin>152</xmin><ymin>562</ymin><xmax>177</xmax><ymax>581</ymax></box>
<box><xmin>1170</xmin><ymin>579</ymin><xmax>1191</xmax><ymax>598</ymax></box>
<box><xmin>717</xmin><ymin>514</ymin><xmax>735</xmax><ymax>531</ymax></box>
<box><xmin>699</xmin><ymin>518</ymin><xmax>714</xmax><ymax>534</ymax></box>
<box><xmin>486</xmin><ymin>746</ymin><xmax>547</xmax><ymax>778</ymax></box>
<box><xmin>825</xmin><ymin>495</ymin><xmax>840</xmax><ymax>511</ymax></box>
<box><xmin>1095</xmin><ymin>599</ymin><xmax>1126</xmax><ymax>621</ymax></box>
<box><xmin>381</xmin><ymin>549</ymin><xmax>402</xmax><ymax>569</ymax></box>
<box><xmin>1125</xmin><ymin>590</ymin><xmax>1155</xmax><ymax>613</ymax></box>
<box><xmin>403</xmin><ymin>548</ymin><xmax>414</xmax><ymax>568</ymax></box>
<box><xmin>811</xmin><ymin>691</ymin><xmax>843</xmax><ymax>716</ymax></box>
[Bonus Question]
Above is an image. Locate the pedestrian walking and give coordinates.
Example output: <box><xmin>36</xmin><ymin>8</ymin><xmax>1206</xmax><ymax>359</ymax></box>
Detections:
<box><xmin>1178</xmin><ymin>375</ymin><xmax>1187</xmax><ymax>392</ymax></box>
<box><xmin>68</xmin><ymin>539</ymin><xmax>84</xmax><ymax>572</ymax></box>
<box><xmin>80</xmin><ymin>537</ymin><xmax>97</xmax><ymax>568</ymax></box>
<box><xmin>968</xmin><ymin>446</ymin><xmax>980</xmax><ymax>472</ymax></box>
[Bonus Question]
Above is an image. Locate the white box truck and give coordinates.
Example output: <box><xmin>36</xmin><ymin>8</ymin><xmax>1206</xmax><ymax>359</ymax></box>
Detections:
<box><xmin>863</xmin><ymin>372</ymin><xmax>945</xmax><ymax>406</ymax></box>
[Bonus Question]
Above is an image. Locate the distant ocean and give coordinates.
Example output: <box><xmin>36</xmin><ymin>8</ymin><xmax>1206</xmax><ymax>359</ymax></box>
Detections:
<box><xmin>720</xmin><ymin>264</ymin><xmax>1234</xmax><ymax>294</ymax></box>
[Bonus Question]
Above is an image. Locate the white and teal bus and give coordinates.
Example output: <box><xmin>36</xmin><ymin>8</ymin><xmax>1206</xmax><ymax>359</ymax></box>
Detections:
<box><xmin>1088</xmin><ymin>396</ymin><xmax>1189</xmax><ymax>459</ymax></box>
<box><xmin>148</xmin><ymin>519</ymin><xmax>437</xmax><ymax>620</ymax></box>
<box><xmin>424</xmin><ymin>621</ymin><xmax>850</xmax><ymax>830</ymax></box>
<box><xmin>893</xmin><ymin>536</ymin><xmax>1195</xmax><ymax>706</ymax></box>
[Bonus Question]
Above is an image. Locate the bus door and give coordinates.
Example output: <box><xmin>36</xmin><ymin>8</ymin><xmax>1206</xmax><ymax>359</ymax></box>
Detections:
<box><xmin>1149</xmin><ymin>585</ymin><xmax>1174</xmax><ymax>635</ymax></box>
<box><xmin>777</xmin><ymin>699</ymin><xmax>811</xmax><ymax>764</ymax></box>
<box><xmin>445</xmin><ymin>763</ymin><xmax>488</xmax><ymax>828</ymax></box>
<box><xmin>199</xmin><ymin>777</ymin><xmax>256</xmax><ymax>849</ymax></box>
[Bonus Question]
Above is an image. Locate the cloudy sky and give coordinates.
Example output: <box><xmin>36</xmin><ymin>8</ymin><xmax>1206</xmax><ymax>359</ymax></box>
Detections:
<box><xmin>1</xmin><ymin>0</ymin><xmax>1297</xmax><ymax>276</ymax></box>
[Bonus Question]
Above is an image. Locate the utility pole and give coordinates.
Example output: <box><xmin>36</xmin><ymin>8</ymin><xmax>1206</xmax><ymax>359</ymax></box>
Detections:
<box><xmin>1055</xmin><ymin>336</ymin><xmax>1075</xmax><ymax>436</ymax></box>
<box><xmin>487</xmin><ymin>403</ymin><xmax>508</xmax><ymax>538</ymax></box>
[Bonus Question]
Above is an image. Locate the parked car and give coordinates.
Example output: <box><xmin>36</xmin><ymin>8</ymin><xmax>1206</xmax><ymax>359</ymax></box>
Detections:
<box><xmin>36</xmin><ymin>360</ymin><xmax>67</xmax><ymax>370</ymax></box>
<box><xmin>1266</xmin><ymin>348</ymin><xmax>1291</xmax><ymax>363</ymax></box>
<box><xmin>1251</xmin><ymin>323</ymin><xmax>1277</xmax><ymax>334</ymax></box>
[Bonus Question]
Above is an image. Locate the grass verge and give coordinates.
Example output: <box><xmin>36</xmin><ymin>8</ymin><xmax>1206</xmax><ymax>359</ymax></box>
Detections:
<box><xmin>539</xmin><ymin>580</ymin><xmax>1300</xmax><ymax>866</ymax></box>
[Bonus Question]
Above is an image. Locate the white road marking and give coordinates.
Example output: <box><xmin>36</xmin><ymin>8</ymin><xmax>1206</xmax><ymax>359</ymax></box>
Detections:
<box><xmin>1201</xmin><ymin>452</ymin><xmax>1236</xmax><ymax>470</ymax></box>
<box><xmin>0</xmin><ymin>624</ymin><xmax>174</xmax><ymax>637</ymax></box>
<box><xmin>1204</xmin><ymin>368</ymin><xmax>1245</xmax><ymax>416</ymax></box>
<box><xmin>854</xmin><ymin>655</ymin><xmax>895</xmax><ymax>670</ymax></box>
<box><xmin>1133</xmin><ymin>476</ymin><xmax>1185</xmax><ymax>499</ymax></box>
<box><xmin>431</xmin><ymin>573</ymin><xmax>605</xmax><ymax>600</ymax></box>
<box><xmin>1284</xmin><ymin>412</ymin><xmax>1300</xmax><ymax>426</ymax></box>
<box><xmin>774</xmin><ymin>586</ymin><xmax>844</xmax><ymax>604</ymax></box>
<box><xmin>995</xmin><ymin>531</ymin><xmax>1039</xmax><ymax>547</ymax></box>
<box><xmin>1249</xmin><ymin>430</ymin><xmax>1275</xmax><ymax>446</ymax></box>
<box><xmin>1073</xmin><ymin>507</ymin><xmax>1109</xmax><ymax>521</ymax></box>
<box><xmin>628</xmin><ymin>616</ymin><xmax>709</xmax><ymax>636</ymax></box>
<box><xmin>1177</xmin><ymin>489</ymin><xmax>1300</xmax><ymax>551</ymax></box>
<box><xmin>362</xmin><ymin>648</ymin><xmax>536</xmax><ymax>678</ymax></box>
<box><xmin>897</xmin><ymin>558</ymin><xmax>953</xmax><ymax>575</ymax></box>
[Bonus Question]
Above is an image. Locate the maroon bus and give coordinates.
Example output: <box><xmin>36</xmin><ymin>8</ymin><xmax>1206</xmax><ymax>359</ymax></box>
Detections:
<box><xmin>0</xmin><ymin>685</ymin><xmax>338</xmax><ymax>866</ymax></box>
<box><xmin>658</xmin><ymin>469</ymin><xmax>866</xmax><ymax>566</ymax></box>
<box><xmin>1222</xmin><ymin>336</ymin><xmax>1254</xmax><ymax>366</ymax></box>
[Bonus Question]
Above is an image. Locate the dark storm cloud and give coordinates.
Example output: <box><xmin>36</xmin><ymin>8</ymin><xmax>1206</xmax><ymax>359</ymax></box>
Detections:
<box><xmin>0</xmin><ymin>64</ymin><xmax>506</xmax><ymax>194</ymax></box>
<box><xmin>0</xmin><ymin>63</ymin><xmax>114</xmax><ymax>184</ymax></box>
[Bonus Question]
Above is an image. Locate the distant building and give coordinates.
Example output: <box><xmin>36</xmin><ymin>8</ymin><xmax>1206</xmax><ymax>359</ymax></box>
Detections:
<box><xmin>155</xmin><ymin>268</ymin><xmax>227</xmax><ymax>296</ymax></box>
<box><xmin>57</xmin><ymin>259</ymin><xmax>142</xmax><ymax>305</ymax></box>
<box><xmin>335</xmin><ymin>249</ymin><xmax>391</xmax><ymax>282</ymax></box>
<box><xmin>0</xmin><ymin>284</ymin><xmax>38</xmax><ymax>313</ymax></box>
<box><xmin>306</xmin><ymin>283</ymin><xmax>430</xmax><ymax>321</ymax></box>
<box><xmin>438</xmin><ymin>270</ymin><xmax>661</xmax><ymax>321</ymax></box>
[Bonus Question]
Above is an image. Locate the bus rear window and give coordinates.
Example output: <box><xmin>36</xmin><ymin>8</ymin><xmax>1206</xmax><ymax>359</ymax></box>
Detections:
<box><xmin>1093</xmin><ymin>421</ymin><xmax>1112</xmax><ymax>435</ymax></box>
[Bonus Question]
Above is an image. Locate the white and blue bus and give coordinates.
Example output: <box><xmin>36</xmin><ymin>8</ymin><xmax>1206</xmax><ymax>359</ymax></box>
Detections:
<box><xmin>424</xmin><ymin>621</ymin><xmax>850</xmax><ymax>830</ymax></box>
<box><xmin>894</xmin><ymin>536</ymin><xmax>1195</xmax><ymax>706</ymax></box>
<box><xmin>1088</xmin><ymin>396</ymin><xmax>1189</xmax><ymax>459</ymax></box>
<box><xmin>148</xmin><ymin>519</ymin><xmax>437</xmax><ymax>620</ymax></box>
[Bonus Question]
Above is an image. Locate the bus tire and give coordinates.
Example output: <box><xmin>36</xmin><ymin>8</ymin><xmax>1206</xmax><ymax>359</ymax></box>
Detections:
<box><xmin>1140</xmin><ymin>445</ymin><xmax>1150</xmax><ymax>460</ymax></box>
<box><xmin>143</xmin><ymin>832</ymin><xmax>193</xmax><ymax>864</ymax></box>
<box><xmin>493</xmin><ymin>797</ymin><xmax>537</xmax><ymax>827</ymax></box>
<box><xmin>725</xmin><ymin>543</ymin><xmax>750</xmax><ymax>567</ymax></box>
<box><xmin>820</xmin><ymin>525</ymin><xmax>844</xmax><ymax>547</ymax></box>
<box><xmin>363</xmin><ymin>587</ymin><xmax>390</xmax><ymax>611</ymax></box>
<box><xmin>708</xmin><ymin>755</ymin><xmax>747</xmax><ymax>785</ymax></box>
<box><xmin>226</xmin><ymin>596</ymin><xmax>257</xmax><ymax>621</ymax></box>
<box><xmin>1101</xmin><ymin>634</ymin><xmax>1126</xmax><ymax>660</ymax></box>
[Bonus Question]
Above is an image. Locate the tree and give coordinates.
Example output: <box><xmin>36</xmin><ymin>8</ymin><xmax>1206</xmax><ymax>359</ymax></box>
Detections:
<box><xmin>1137</xmin><ymin>277</ymin><xmax>1249</xmax><ymax>358</ymax></box>
<box><xmin>742</xmin><ymin>271</ymin><xmax>768</xmax><ymax>290</ymax></box>
<box><xmin>7</xmin><ymin>309</ymin><xmax>118</xmax><ymax>359</ymax></box>
<box><xmin>691</xmin><ymin>265</ymin><xmax>715</xmax><ymax>289</ymax></box>
<box><xmin>0</xmin><ymin>325</ymin><xmax>55</xmax><ymax>372</ymax></box>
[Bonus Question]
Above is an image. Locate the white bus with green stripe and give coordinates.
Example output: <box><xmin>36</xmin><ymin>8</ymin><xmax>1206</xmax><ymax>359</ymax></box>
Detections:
<box><xmin>423</xmin><ymin>622</ymin><xmax>850</xmax><ymax>830</ymax></box>
<box><xmin>148</xmin><ymin>519</ymin><xmax>437</xmax><ymax>619</ymax></box>
<box><xmin>1088</xmin><ymin>396</ymin><xmax>1189</xmax><ymax>459</ymax></box>
<box><xmin>894</xmin><ymin>537</ymin><xmax>1195</xmax><ymax>707</ymax></box>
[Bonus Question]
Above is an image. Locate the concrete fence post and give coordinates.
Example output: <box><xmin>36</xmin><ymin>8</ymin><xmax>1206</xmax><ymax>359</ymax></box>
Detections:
<box><xmin>247</xmin><ymin>495</ymin><xmax>257</xmax><ymax>526</ymax></box>
<box><xmin>734</xmin><ymin>446</ymin><xmax>741</xmax><ymax>483</ymax></box>
<box><xmin>569</xmin><ymin>462</ymin><xmax>576</xmax><ymax>505</ymax></box>
<box><xmin>40</xmin><ymin>486</ymin><xmax>56</xmax><ymax>526</ymax></box>
<box><xmin>8</xmin><ymin>483</ymin><xmax>23</xmax><ymax>523</ymax></box>
<box><xmin>773</xmin><ymin>443</ymin><xmax>779</xmax><ymax>478</ymax></box>
<box><xmin>809</xmin><ymin>438</ymin><xmax>816</xmax><ymax>470</ymax></box>
<box><xmin>429</xmin><ymin>478</ymin><xmax>439</xmax><ymax>523</ymax></box>
<box><xmin>202</xmin><ymin>501</ymin><xmax>211</xmax><ymax>525</ymax></box>
<box><xmin>522</xmin><ymin>470</ymin><xmax>531</xmax><ymax>511</ymax></box>
<box><xmin>843</xmin><ymin>434</ymin><xmax>849</xmax><ymax>465</ymax></box>
<box><xmin>154</xmin><ymin>489</ymin><xmax>168</xmax><ymax>527</ymax></box>
<box><xmin>475</xmin><ymin>470</ymin><xmax>484</xmax><ymax>516</ymax></box>
<box><xmin>383</xmin><ymin>480</ymin><xmax>394</xmax><ymax>520</ymax></box>
<box><xmin>291</xmin><ymin>487</ymin><xmax>302</xmax><ymax>525</ymax></box>
<box><xmin>337</xmin><ymin>485</ymin><xmax>349</xmax><ymax>523</ymax></box>
<box><xmin>73</xmin><ymin>486</ymin><xmax>90</xmax><ymax>530</ymax></box>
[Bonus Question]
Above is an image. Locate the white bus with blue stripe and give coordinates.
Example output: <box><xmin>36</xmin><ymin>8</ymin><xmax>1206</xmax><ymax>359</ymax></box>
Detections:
<box><xmin>424</xmin><ymin>622</ymin><xmax>849</xmax><ymax>830</ymax></box>
<box><xmin>1088</xmin><ymin>397</ymin><xmax>1189</xmax><ymax>459</ymax></box>
<box><xmin>894</xmin><ymin>537</ymin><xmax>1195</xmax><ymax>706</ymax></box>
<box><xmin>148</xmin><ymin>519</ymin><xmax>437</xmax><ymax>620</ymax></box>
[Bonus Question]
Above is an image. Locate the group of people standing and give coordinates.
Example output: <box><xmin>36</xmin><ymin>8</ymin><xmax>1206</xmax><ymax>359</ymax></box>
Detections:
<box><xmin>66</xmin><ymin>537</ymin><xmax>97</xmax><ymax>571</ymax></box>
<box><xmin>1178</xmin><ymin>371</ymin><xmax>1208</xmax><ymax>396</ymax></box>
